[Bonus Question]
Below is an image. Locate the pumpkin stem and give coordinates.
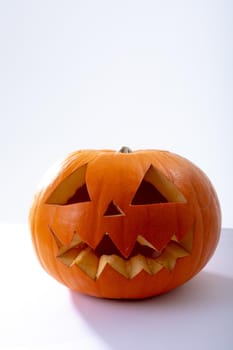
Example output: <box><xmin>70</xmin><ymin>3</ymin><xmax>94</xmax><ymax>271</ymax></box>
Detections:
<box><xmin>119</xmin><ymin>146</ymin><xmax>133</xmax><ymax>153</ymax></box>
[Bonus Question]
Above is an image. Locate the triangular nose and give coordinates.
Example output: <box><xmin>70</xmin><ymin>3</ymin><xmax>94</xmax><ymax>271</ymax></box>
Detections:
<box><xmin>104</xmin><ymin>201</ymin><xmax>125</xmax><ymax>217</ymax></box>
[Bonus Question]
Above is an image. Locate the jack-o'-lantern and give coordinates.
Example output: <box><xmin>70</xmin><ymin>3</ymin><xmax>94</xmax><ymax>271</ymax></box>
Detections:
<box><xmin>29</xmin><ymin>147</ymin><xmax>221</xmax><ymax>299</ymax></box>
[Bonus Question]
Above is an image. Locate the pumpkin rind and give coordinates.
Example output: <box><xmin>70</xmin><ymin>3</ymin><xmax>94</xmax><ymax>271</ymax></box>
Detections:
<box><xmin>29</xmin><ymin>148</ymin><xmax>221</xmax><ymax>299</ymax></box>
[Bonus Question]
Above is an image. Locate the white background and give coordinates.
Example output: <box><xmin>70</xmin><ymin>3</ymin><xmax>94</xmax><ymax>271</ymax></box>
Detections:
<box><xmin>0</xmin><ymin>0</ymin><xmax>232</xmax><ymax>227</ymax></box>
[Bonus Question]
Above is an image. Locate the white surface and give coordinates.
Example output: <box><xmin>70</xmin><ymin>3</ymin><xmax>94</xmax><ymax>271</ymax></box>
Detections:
<box><xmin>0</xmin><ymin>1</ymin><xmax>233</xmax><ymax>227</ymax></box>
<box><xmin>0</xmin><ymin>225</ymin><xmax>232</xmax><ymax>350</ymax></box>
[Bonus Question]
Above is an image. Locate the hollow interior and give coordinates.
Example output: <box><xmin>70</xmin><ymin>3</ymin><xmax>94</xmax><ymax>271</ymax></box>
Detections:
<box><xmin>94</xmin><ymin>234</ymin><xmax>161</xmax><ymax>259</ymax></box>
<box><xmin>131</xmin><ymin>180</ymin><xmax>168</xmax><ymax>205</ymax></box>
<box><xmin>104</xmin><ymin>201</ymin><xmax>125</xmax><ymax>216</ymax></box>
<box><xmin>66</xmin><ymin>184</ymin><xmax>91</xmax><ymax>204</ymax></box>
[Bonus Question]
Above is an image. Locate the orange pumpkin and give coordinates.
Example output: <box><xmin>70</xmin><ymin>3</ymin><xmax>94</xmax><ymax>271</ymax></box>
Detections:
<box><xmin>29</xmin><ymin>147</ymin><xmax>221</xmax><ymax>299</ymax></box>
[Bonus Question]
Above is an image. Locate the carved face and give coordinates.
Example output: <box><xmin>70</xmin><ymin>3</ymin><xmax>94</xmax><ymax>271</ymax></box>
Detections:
<box><xmin>30</xmin><ymin>148</ymin><xmax>221</xmax><ymax>299</ymax></box>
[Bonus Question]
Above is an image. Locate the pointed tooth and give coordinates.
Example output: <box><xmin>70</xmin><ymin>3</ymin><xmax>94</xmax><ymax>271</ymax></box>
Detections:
<box><xmin>171</xmin><ymin>227</ymin><xmax>194</xmax><ymax>253</ymax></box>
<box><xmin>58</xmin><ymin>242</ymin><xmax>86</xmax><ymax>258</ymax></box>
<box><xmin>69</xmin><ymin>232</ymin><xmax>83</xmax><ymax>249</ymax></box>
<box><xmin>57</xmin><ymin>241</ymin><xmax>87</xmax><ymax>265</ymax></box>
<box><xmin>146</xmin><ymin>258</ymin><xmax>163</xmax><ymax>274</ymax></box>
<box><xmin>171</xmin><ymin>234</ymin><xmax>179</xmax><ymax>242</ymax></box>
<box><xmin>57</xmin><ymin>247</ymin><xmax>83</xmax><ymax>266</ymax></box>
<box><xmin>137</xmin><ymin>235</ymin><xmax>156</xmax><ymax>250</ymax></box>
<box><xmin>97</xmin><ymin>255</ymin><xmax>128</xmax><ymax>279</ymax></box>
<box><xmin>73</xmin><ymin>247</ymin><xmax>99</xmax><ymax>279</ymax></box>
<box><xmin>178</xmin><ymin>227</ymin><xmax>193</xmax><ymax>253</ymax></box>
<box><xmin>155</xmin><ymin>250</ymin><xmax>176</xmax><ymax>271</ymax></box>
<box><xmin>57</xmin><ymin>233</ymin><xmax>83</xmax><ymax>256</ymax></box>
<box><xmin>108</xmin><ymin>229</ymin><xmax>141</xmax><ymax>259</ymax></box>
<box><xmin>49</xmin><ymin>226</ymin><xmax>63</xmax><ymax>249</ymax></box>
<box><xmin>166</xmin><ymin>241</ymin><xmax>190</xmax><ymax>258</ymax></box>
<box><xmin>128</xmin><ymin>255</ymin><xmax>151</xmax><ymax>278</ymax></box>
<box><xmin>156</xmin><ymin>242</ymin><xmax>189</xmax><ymax>271</ymax></box>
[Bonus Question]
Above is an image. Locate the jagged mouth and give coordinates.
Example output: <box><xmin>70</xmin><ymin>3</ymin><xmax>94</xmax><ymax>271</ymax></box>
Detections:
<box><xmin>50</xmin><ymin>227</ymin><xmax>193</xmax><ymax>280</ymax></box>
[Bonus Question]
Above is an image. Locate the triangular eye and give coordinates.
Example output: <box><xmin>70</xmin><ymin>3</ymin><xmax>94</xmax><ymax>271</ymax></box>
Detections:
<box><xmin>131</xmin><ymin>180</ymin><xmax>168</xmax><ymax>205</ymax></box>
<box><xmin>46</xmin><ymin>164</ymin><xmax>91</xmax><ymax>205</ymax></box>
<box><xmin>131</xmin><ymin>165</ymin><xmax>187</xmax><ymax>205</ymax></box>
<box><xmin>104</xmin><ymin>201</ymin><xmax>125</xmax><ymax>216</ymax></box>
<box><xmin>66</xmin><ymin>183</ymin><xmax>91</xmax><ymax>204</ymax></box>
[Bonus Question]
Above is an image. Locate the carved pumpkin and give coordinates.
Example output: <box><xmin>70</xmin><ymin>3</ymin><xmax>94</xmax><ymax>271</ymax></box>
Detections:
<box><xmin>29</xmin><ymin>147</ymin><xmax>221</xmax><ymax>299</ymax></box>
